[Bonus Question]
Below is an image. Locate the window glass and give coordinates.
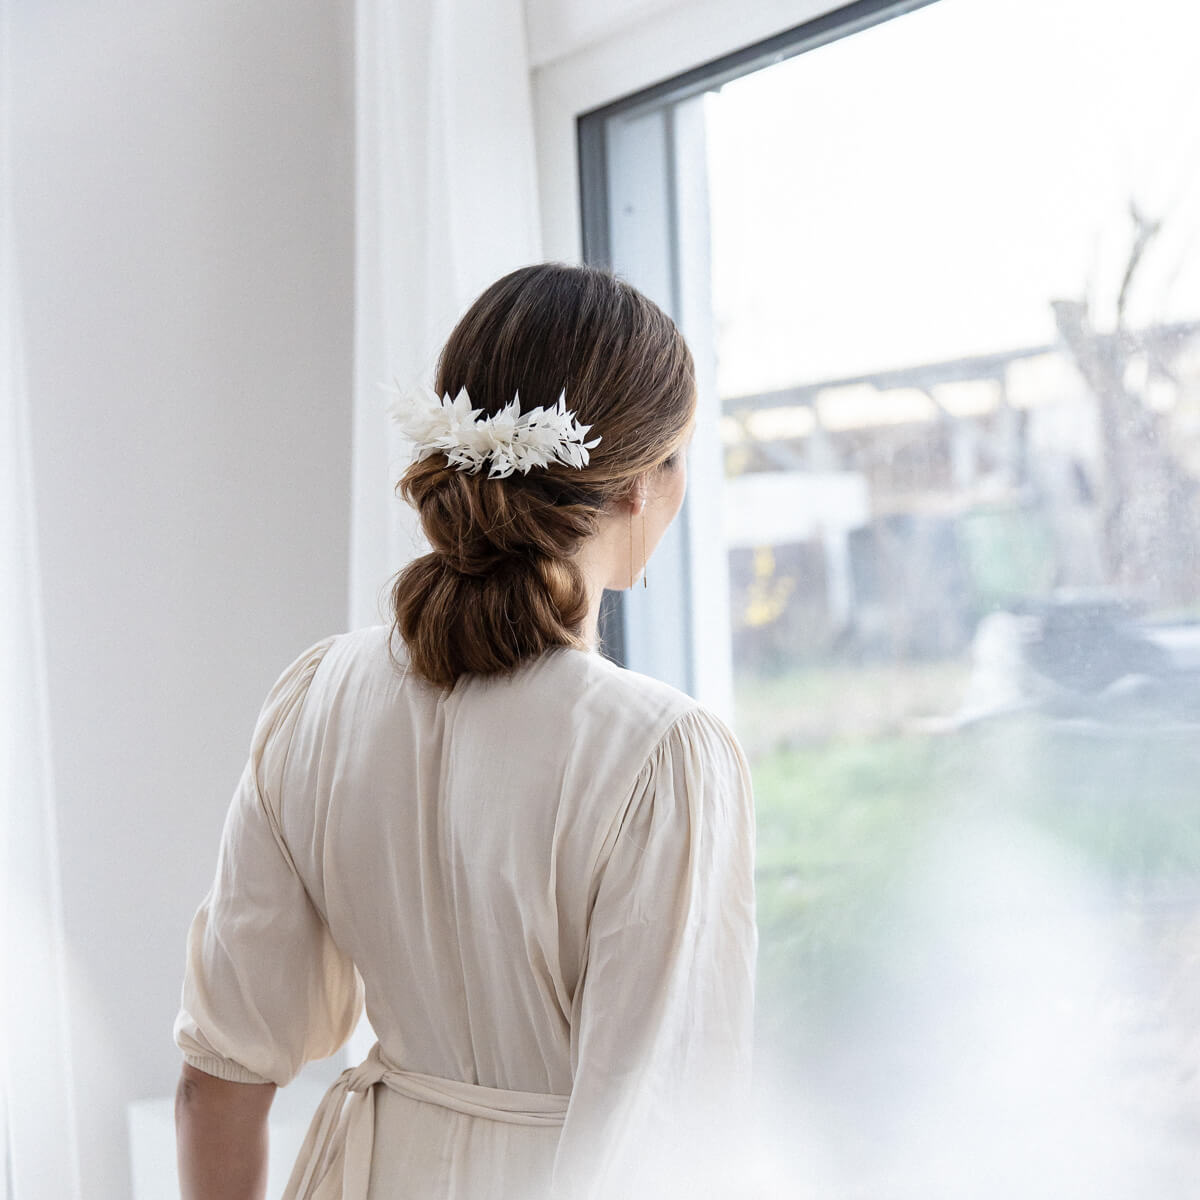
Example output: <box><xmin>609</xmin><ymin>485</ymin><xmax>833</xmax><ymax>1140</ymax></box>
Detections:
<box><xmin>608</xmin><ymin>0</ymin><xmax>1200</xmax><ymax>1191</ymax></box>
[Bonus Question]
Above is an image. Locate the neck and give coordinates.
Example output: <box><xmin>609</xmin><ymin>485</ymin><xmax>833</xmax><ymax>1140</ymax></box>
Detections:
<box><xmin>573</xmin><ymin>511</ymin><xmax>625</xmax><ymax>653</ymax></box>
<box><xmin>581</xmin><ymin>580</ymin><xmax>605</xmax><ymax>652</ymax></box>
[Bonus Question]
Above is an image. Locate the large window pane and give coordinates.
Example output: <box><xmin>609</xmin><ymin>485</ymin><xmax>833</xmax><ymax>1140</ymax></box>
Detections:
<box><xmin>599</xmin><ymin>0</ymin><xmax>1200</xmax><ymax>1192</ymax></box>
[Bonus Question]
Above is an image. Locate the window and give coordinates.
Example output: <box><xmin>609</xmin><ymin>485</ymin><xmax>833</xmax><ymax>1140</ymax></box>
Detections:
<box><xmin>582</xmin><ymin>0</ymin><xmax>1200</xmax><ymax>1191</ymax></box>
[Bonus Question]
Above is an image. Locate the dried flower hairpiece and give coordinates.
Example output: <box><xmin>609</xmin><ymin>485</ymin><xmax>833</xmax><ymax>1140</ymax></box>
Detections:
<box><xmin>384</xmin><ymin>383</ymin><xmax>601</xmax><ymax>480</ymax></box>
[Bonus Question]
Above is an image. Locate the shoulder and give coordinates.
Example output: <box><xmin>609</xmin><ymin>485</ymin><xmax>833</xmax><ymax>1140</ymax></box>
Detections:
<box><xmin>647</xmin><ymin>703</ymin><xmax>753</xmax><ymax>793</ymax></box>
<box><xmin>253</xmin><ymin>627</ymin><xmax>399</xmax><ymax>735</ymax></box>
<box><xmin>528</xmin><ymin>650</ymin><xmax>754</xmax><ymax>799</ymax></box>
<box><xmin>563</xmin><ymin>652</ymin><xmax>748</xmax><ymax>766</ymax></box>
<box><xmin>536</xmin><ymin>645</ymin><xmax>703</xmax><ymax>738</ymax></box>
<box><xmin>313</xmin><ymin>623</ymin><xmax>395</xmax><ymax>667</ymax></box>
<box><xmin>591</xmin><ymin>692</ymin><xmax>754</xmax><ymax>888</ymax></box>
<box><xmin>298</xmin><ymin>624</ymin><xmax>416</xmax><ymax>693</ymax></box>
<box><xmin>254</xmin><ymin>633</ymin><xmax>340</xmax><ymax>728</ymax></box>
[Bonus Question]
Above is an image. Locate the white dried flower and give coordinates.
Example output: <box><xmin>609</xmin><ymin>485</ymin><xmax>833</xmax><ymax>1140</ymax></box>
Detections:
<box><xmin>384</xmin><ymin>383</ymin><xmax>601</xmax><ymax>480</ymax></box>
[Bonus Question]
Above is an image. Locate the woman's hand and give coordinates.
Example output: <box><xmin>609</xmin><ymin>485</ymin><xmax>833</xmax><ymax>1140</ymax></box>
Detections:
<box><xmin>175</xmin><ymin>1063</ymin><xmax>277</xmax><ymax>1200</ymax></box>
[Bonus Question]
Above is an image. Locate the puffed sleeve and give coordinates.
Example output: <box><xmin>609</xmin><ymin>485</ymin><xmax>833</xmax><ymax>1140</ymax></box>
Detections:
<box><xmin>552</xmin><ymin>706</ymin><xmax>758</xmax><ymax>1200</ymax></box>
<box><xmin>173</xmin><ymin>638</ymin><xmax>364</xmax><ymax>1085</ymax></box>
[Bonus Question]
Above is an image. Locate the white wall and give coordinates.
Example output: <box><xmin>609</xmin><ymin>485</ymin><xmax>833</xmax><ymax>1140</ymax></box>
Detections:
<box><xmin>524</xmin><ymin>0</ymin><xmax>695</xmax><ymax>67</ymax></box>
<box><xmin>9</xmin><ymin>2</ymin><xmax>354</xmax><ymax>1196</ymax></box>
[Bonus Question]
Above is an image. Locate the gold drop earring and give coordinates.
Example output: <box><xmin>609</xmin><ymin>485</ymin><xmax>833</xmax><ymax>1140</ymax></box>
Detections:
<box><xmin>641</xmin><ymin>509</ymin><xmax>647</xmax><ymax>588</ymax></box>
<box><xmin>628</xmin><ymin>508</ymin><xmax>634</xmax><ymax>590</ymax></box>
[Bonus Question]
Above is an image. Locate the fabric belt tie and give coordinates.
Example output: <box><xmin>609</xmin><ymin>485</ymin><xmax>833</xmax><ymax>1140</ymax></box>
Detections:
<box><xmin>281</xmin><ymin>1042</ymin><xmax>570</xmax><ymax>1199</ymax></box>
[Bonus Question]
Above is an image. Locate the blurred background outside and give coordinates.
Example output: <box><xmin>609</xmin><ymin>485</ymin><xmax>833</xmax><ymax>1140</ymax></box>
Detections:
<box><xmin>681</xmin><ymin>0</ymin><xmax>1200</xmax><ymax>1191</ymax></box>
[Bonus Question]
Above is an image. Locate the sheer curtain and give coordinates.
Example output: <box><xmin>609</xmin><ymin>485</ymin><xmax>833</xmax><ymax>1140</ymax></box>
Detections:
<box><xmin>350</xmin><ymin>0</ymin><xmax>544</xmax><ymax>630</ymax></box>
<box><xmin>0</xmin><ymin>2</ymin><xmax>82</xmax><ymax>1196</ymax></box>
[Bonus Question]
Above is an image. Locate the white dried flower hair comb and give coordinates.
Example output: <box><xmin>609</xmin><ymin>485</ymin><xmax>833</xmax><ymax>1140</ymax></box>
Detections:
<box><xmin>384</xmin><ymin>383</ymin><xmax>602</xmax><ymax>480</ymax></box>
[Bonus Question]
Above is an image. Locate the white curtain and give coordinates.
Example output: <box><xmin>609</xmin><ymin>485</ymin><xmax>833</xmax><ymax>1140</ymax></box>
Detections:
<box><xmin>350</xmin><ymin>0</ymin><xmax>544</xmax><ymax>629</ymax></box>
<box><xmin>0</xmin><ymin>2</ymin><xmax>82</xmax><ymax>1196</ymax></box>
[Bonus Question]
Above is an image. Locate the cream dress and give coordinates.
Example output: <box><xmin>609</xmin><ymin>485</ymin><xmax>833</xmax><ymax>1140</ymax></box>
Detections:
<box><xmin>175</xmin><ymin>625</ymin><xmax>757</xmax><ymax>1199</ymax></box>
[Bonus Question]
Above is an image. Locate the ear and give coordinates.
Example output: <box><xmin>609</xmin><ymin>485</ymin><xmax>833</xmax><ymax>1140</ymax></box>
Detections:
<box><xmin>626</xmin><ymin>474</ymin><xmax>649</xmax><ymax>516</ymax></box>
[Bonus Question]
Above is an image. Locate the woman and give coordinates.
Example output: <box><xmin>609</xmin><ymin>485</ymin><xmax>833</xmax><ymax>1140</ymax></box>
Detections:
<box><xmin>174</xmin><ymin>263</ymin><xmax>757</xmax><ymax>1200</ymax></box>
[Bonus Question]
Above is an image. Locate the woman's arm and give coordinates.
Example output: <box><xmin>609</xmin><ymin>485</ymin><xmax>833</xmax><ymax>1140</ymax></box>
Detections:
<box><xmin>552</xmin><ymin>708</ymin><xmax>757</xmax><ymax>1199</ymax></box>
<box><xmin>175</xmin><ymin>1063</ymin><xmax>277</xmax><ymax>1200</ymax></box>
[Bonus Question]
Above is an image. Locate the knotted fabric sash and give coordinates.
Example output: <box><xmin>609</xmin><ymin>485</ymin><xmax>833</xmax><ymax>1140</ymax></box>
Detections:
<box><xmin>281</xmin><ymin>1042</ymin><xmax>570</xmax><ymax>1199</ymax></box>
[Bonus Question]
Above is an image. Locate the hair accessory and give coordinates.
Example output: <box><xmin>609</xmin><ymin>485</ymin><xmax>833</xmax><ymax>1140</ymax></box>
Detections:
<box><xmin>385</xmin><ymin>383</ymin><xmax>601</xmax><ymax>480</ymax></box>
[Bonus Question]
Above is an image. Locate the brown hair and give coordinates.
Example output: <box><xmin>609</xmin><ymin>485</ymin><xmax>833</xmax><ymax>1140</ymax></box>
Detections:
<box><xmin>390</xmin><ymin>262</ymin><xmax>696</xmax><ymax>688</ymax></box>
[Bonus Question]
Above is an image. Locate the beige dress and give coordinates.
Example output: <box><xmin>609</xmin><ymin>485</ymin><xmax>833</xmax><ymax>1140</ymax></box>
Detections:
<box><xmin>174</xmin><ymin>625</ymin><xmax>757</xmax><ymax>1199</ymax></box>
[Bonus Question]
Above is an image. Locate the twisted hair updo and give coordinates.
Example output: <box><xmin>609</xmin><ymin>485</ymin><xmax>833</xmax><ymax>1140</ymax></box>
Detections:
<box><xmin>390</xmin><ymin>262</ymin><xmax>696</xmax><ymax>688</ymax></box>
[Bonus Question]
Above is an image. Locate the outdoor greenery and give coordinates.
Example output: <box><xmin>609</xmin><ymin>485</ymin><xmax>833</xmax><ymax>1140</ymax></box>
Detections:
<box><xmin>742</xmin><ymin>668</ymin><xmax>1200</xmax><ymax>1069</ymax></box>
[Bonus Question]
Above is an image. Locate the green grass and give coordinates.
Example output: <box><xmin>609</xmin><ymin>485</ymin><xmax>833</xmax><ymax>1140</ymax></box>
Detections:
<box><xmin>732</xmin><ymin>658</ymin><xmax>972</xmax><ymax>758</ymax></box>
<box><xmin>751</xmin><ymin>733</ymin><xmax>951</xmax><ymax>1060</ymax></box>
<box><xmin>747</xmin><ymin>704</ymin><xmax>1200</xmax><ymax>1069</ymax></box>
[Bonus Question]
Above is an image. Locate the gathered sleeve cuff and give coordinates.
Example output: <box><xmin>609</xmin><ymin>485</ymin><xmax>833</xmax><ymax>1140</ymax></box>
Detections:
<box><xmin>180</xmin><ymin>1053</ymin><xmax>273</xmax><ymax>1085</ymax></box>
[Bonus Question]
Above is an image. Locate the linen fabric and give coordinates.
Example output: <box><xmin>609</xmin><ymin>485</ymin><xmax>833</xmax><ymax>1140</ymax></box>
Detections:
<box><xmin>174</xmin><ymin>625</ymin><xmax>757</xmax><ymax>1199</ymax></box>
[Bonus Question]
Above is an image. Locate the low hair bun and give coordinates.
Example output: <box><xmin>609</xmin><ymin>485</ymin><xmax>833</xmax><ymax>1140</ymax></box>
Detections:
<box><xmin>392</xmin><ymin>457</ymin><xmax>596</xmax><ymax>685</ymax></box>
<box><xmin>391</xmin><ymin>546</ymin><xmax>590</xmax><ymax>688</ymax></box>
